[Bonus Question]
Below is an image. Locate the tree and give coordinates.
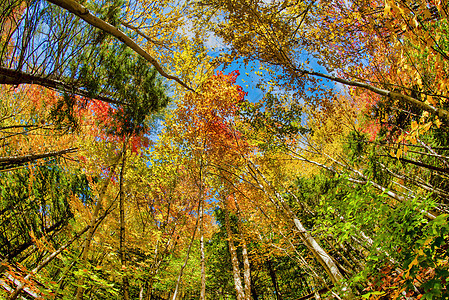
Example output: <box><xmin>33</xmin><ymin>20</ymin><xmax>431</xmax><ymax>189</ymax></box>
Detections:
<box><xmin>198</xmin><ymin>0</ymin><xmax>449</xmax><ymax>121</ymax></box>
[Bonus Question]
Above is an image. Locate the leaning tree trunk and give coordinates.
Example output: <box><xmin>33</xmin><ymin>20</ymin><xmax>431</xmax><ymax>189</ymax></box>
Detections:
<box><xmin>7</xmin><ymin>202</ymin><xmax>117</xmax><ymax>300</ymax></box>
<box><xmin>247</xmin><ymin>161</ymin><xmax>344</xmax><ymax>285</ymax></box>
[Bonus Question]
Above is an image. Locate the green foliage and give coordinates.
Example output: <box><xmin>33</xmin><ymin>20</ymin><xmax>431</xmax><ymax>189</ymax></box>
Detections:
<box><xmin>49</xmin><ymin>93</ymin><xmax>81</xmax><ymax>132</ymax></box>
<box><xmin>2</xmin><ymin>0</ymin><xmax>449</xmax><ymax>299</ymax></box>
<box><xmin>403</xmin><ymin>214</ymin><xmax>449</xmax><ymax>299</ymax></box>
<box><xmin>52</xmin><ymin>41</ymin><xmax>170</xmax><ymax>134</ymax></box>
<box><xmin>71</xmin><ymin>267</ymin><xmax>120</xmax><ymax>299</ymax></box>
<box><xmin>0</xmin><ymin>164</ymin><xmax>89</xmax><ymax>260</ymax></box>
<box><xmin>239</xmin><ymin>92</ymin><xmax>309</xmax><ymax>151</ymax></box>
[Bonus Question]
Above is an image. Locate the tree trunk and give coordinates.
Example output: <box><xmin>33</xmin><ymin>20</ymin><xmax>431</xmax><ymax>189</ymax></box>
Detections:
<box><xmin>119</xmin><ymin>139</ymin><xmax>130</xmax><ymax>300</ymax></box>
<box><xmin>224</xmin><ymin>197</ymin><xmax>245</xmax><ymax>300</ymax></box>
<box><xmin>247</xmin><ymin>161</ymin><xmax>344</xmax><ymax>286</ymax></box>
<box><xmin>75</xmin><ymin>153</ymin><xmax>121</xmax><ymax>300</ymax></box>
<box><xmin>291</xmin><ymin>215</ymin><xmax>344</xmax><ymax>285</ymax></box>
<box><xmin>0</xmin><ymin>67</ymin><xmax>123</xmax><ymax>106</ymax></box>
<box><xmin>0</xmin><ymin>147</ymin><xmax>78</xmax><ymax>170</ymax></box>
<box><xmin>172</xmin><ymin>202</ymin><xmax>201</xmax><ymax>300</ymax></box>
<box><xmin>200</xmin><ymin>197</ymin><xmax>206</xmax><ymax>300</ymax></box>
<box><xmin>7</xmin><ymin>203</ymin><xmax>116</xmax><ymax>300</ymax></box>
<box><xmin>291</xmin><ymin>153</ymin><xmax>437</xmax><ymax>220</ymax></box>
<box><xmin>267</xmin><ymin>260</ymin><xmax>282</xmax><ymax>300</ymax></box>
<box><xmin>296</xmin><ymin>68</ymin><xmax>449</xmax><ymax>121</ymax></box>
<box><xmin>45</xmin><ymin>0</ymin><xmax>193</xmax><ymax>91</ymax></box>
<box><xmin>233</xmin><ymin>195</ymin><xmax>252</xmax><ymax>300</ymax></box>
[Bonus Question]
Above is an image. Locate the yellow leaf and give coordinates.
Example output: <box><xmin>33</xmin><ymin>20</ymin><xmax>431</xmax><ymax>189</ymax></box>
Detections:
<box><xmin>421</xmin><ymin>122</ymin><xmax>432</xmax><ymax>133</ymax></box>
<box><xmin>404</xmin><ymin>255</ymin><xmax>419</xmax><ymax>278</ymax></box>
<box><xmin>427</xmin><ymin>95</ymin><xmax>437</xmax><ymax>106</ymax></box>
<box><xmin>413</xmin><ymin>17</ymin><xmax>420</xmax><ymax>28</ymax></box>
<box><xmin>411</xmin><ymin>121</ymin><xmax>418</xmax><ymax>131</ymax></box>
<box><xmin>384</xmin><ymin>0</ymin><xmax>391</xmax><ymax>16</ymax></box>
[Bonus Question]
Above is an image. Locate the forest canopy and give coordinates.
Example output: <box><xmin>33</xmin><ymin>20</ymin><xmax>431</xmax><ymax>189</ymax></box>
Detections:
<box><xmin>0</xmin><ymin>0</ymin><xmax>448</xmax><ymax>299</ymax></box>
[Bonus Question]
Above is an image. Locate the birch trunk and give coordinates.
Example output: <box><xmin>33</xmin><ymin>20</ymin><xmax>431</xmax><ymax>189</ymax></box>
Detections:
<box><xmin>247</xmin><ymin>161</ymin><xmax>344</xmax><ymax>285</ymax></box>
<box><xmin>291</xmin><ymin>215</ymin><xmax>344</xmax><ymax>285</ymax></box>
<box><xmin>292</xmin><ymin>153</ymin><xmax>436</xmax><ymax>220</ymax></box>
<box><xmin>233</xmin><ymin>195</ymin><xmax>251</xmax><ymax>300</ymax></box>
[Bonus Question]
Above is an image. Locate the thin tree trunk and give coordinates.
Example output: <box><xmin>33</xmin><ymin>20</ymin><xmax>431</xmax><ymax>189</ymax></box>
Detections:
<box><xmin>139</xmin><ymin>285</ymin><xmax>145</xmax><ymax>300</ymax></box>
<box><xmin>172</xmin><ymin>202</ymin><xmax>201</xmax><ymax>300</ymax></box>
<box><xmin>246</xmin><ymin>161</ymin><xmax>344</xmax><ymax>286</ymax></box>
<box><xmin>325</xmin><ymin>238</ymin><xmax>354</xmax><ymax>275</ymax></box>
<box><xmin>233</xmin><ymin>194</ymin><xmax>251</xmax><ymax>300</ymax></box>
<box><xmin>267</xmin><ymin>259</ymin><xmax>282</xmax><ymax>300</ymax></box>
<box><xmin>224</xmin><ymin>197</ymin><xmax>245</xmax><ymax>300</ymax></box>
<box><xmin>45</xmin><ymin>0</ymin><xmax>193</xmax><ymax>91</ymax></box>
<box><xmin>295</xmin><ymin>68</ymin><xmax>449</xmax><ymax>121</ymax></box>
<box><xmin>119</xmin><ymin>138</ymin><xmax>130</xmax><ymax>300</ymax></box>
<box><xmin>291</xmin><ymin>153</ymin><xmax>437</xmax><ymax>220</ymax></box>
<box><xmin>200</xmin><ymin>197</ymin><xmax>206</xmax><ymax>300</ymax></box>
<box><xmin>241</xmin><ymin>226</ymin><xmax>251</xmax><ymax>300</ymax></box>
<box><xmin>75</xmin><ymin>153</ymin><xmax>121</xmax><ymax>300</ymax></box>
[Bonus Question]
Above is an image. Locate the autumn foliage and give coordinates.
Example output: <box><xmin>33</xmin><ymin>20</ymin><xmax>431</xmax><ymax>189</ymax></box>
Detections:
<box><xmin>1</xmin><ymin>0</ymin><xmax>449</xmax><ymax>299</ymax></box>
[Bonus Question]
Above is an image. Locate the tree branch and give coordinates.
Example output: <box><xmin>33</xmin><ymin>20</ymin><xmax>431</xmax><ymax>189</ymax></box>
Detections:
<box><xmin>45</xmin><ymin>0</ymin><xmax>194</xmax><ymax>92</ymax></box>
<box><xmin>0</xmin><ymin>148</ymin><xmax>78</xmax><ymax>169</ymax></box>
<box><xmin>0</xmin><ymin>66</ymin><xmax>126</xmax><ymax>106</ymax></box>
<box><xmin>295</xmin><ymin>68</ymin><xmax>449</xmax><ymax>122</ymax></box>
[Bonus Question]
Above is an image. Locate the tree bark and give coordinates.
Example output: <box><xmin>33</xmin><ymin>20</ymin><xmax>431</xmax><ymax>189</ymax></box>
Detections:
<box><xmin>295</xmin><ymin>68</ymin><xmax>449</xmax><ymax>122</ymax></box>
<box><xmin>247</xmin><ymin>161</ymin><xmax>344</xmax><ymax>286</ymax></box>
<box><xmin>0</xmin><ymin>67</ymin><xmax>124</xmax><ymax>106</ymax></box>
<box><xmin>224</xmin><ymin>197</ymin><xmax>245</xmax><ymax>300</ymax></box>
<box><xmin>119</xmin><ymin>139</ymin><xmax>130</xmax><ymax>300</ymax></box>
<box><xmin>233</xmin><ymin>194</ymin><xmax>252</xmax><ymax>300</ymax></box>
<box><xmin>200</xmin><ymin>197</ymin><xmax>206</xmax><ymax>300</ymax></box>
<box><xmin>290</xmin><ymin>153</ymin><xmax>437</xmax><ymax>220</ymax></box>
<box><xmin>267</xmin><ymin>259</ymin><xmax>282</xmax><ymax>300</ymax></box>
<box><xmin>0</xmin><ymin>147</ymin><xmax>78</xmax><ymax>170</ymax></box>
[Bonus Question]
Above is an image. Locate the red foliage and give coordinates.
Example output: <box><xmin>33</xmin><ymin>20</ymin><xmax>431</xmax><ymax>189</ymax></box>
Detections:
<box><xmin>87</xmin><ymin>100</ymin><xmax>149</xmax><ymax>154</ymax></box>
